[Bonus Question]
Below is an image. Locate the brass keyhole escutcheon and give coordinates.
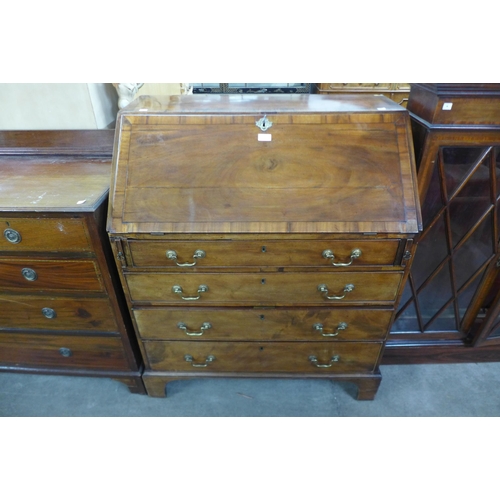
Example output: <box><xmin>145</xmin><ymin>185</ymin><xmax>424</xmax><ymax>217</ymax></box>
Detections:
<box><xmin>255</xmin><ymin>115</ymin><xmax>273</xmax><ymax>132</ymax></box>
<box><xmin>59</xmin><ymin>347</ymin><xmax>72</xmax><ymax>357</ymax></box>
<box><xmin>21</xmin><ymin>268</ymin><xmax>38</xmax><ymax>281</ymax></box>
<box><xmin>4</xmin><ymin>228</ymin><xmax>22</xmax><ymax>244</ymax></box>
<box><xmin>42</xmin><ymin>307</ymin><xmax>57</xmax><ymax>319</ymax></box>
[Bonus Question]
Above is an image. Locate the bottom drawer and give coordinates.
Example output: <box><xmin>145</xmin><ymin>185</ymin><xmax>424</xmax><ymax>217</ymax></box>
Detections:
<box><xmin>0</xmin><ymin>333</ymin><xmax>130</xmax><ymax>370</ymax></box>
<box><xmin>144</xmin><ymin>340</ymin><xmax>382</xmax><ymax>374</ymax></box>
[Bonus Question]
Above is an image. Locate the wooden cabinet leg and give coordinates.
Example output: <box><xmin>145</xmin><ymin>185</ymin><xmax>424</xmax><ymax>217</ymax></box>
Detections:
<box><xmin>143</xmin><ymin>376</ymin><xmax>168</xmax><ymax>397</ymax></box>
<box><xmin>352</xmin><ymin>375</ymin><xmax>382</xmax><ymax>400</ymax></box>
<box><xmin>112</xmin><ymin>376</ymin><xmax>147</xmax><ymax>395</ymax></box>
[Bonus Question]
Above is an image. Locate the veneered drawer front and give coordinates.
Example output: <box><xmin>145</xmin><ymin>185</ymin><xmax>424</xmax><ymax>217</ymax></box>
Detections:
<box><xmin>144</xmin><ymin>340</ymin><xmax>383</xmax><ymax>373</ymax></box>
<box><xmin>133</xmin><ymin>307</ymin><xmax>392</xmax><ymax>341</ymax></box>
<box><xmin>0</xmin><ymin>295</ymin><xmax>118</xmax><ymax>332</ymax></box>
<box><xmin>127</xmin><ymin>240</ymin><xmax>400</xmax><ymax>268</ymax></box>
<box><xmin>0</xmin><ymin>259</ymin><xmax>104</xmax><ymax>292</ymax></box>
<box><xmin>125</xmin><ymin>271</ymin><xmax>402</xmax><ymax>306</ymax></box>
<box><xmin>1</xmin><ymin>217</ymin><xmax>92</xmax><ymax>252</ymax></box>
<box><xmin>0</xmin><ymin>333</ymin><xmax>129</xmax><ymax>370</ymax></box>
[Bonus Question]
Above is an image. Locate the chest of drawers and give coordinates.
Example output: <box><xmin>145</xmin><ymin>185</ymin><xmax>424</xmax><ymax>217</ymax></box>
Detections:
<box><xmin>0</xmin><ymin>133</ymin><xmax>144</xmax><ymax>394</ymax></box>
<box><xmin>108</xmin><ymin>94</ymin><xmax>421</xmax><ymax>399</ymax></box>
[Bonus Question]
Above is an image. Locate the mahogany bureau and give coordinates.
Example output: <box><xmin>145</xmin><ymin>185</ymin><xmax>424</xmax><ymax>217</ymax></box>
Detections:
<box><xmin>108</xmin><ymin>94</ymin><xmax>422</xmax><ymax>400</ymax></box>
<box><xmin>0</xmin><ymin>131</ymin><xmax>144</xmax><ymax>393</ymax></box>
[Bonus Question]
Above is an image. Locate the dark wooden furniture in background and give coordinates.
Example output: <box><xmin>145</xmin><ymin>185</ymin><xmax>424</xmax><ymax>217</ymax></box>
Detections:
<box><xmin>314</xmin><ymin>83</ymin><xmax>410</xmax><ymax>107</ymax></box>
<box><xmin>108</xmin><ymin>94</ymin><xmax>421</xmax><ymax>400</ymax></box>
<box><xmin>0</xmin><ymin>130</ymin><xmax>144</xmax><ymax>393</ymax></box>
<box><xmin>384</xmin><ymin>83</ymin><xmax>500</xmax><ymax>364</ymax></box>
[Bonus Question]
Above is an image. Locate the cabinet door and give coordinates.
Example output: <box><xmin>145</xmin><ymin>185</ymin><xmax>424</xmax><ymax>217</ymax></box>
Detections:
<box><xmin>391</xmin><ymin>145</ymin><xmax>500</xmax><ymax>340</ymax></box>
<box><xmin>469</xmin><ymin>272</ymin><xmax>500</xmax><ymax>346</ymax></box>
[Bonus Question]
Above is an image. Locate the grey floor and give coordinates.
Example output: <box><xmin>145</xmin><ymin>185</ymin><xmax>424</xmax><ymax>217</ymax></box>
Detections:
<box><xmin>1</xmin><ymin>362</ymin><xmax>500</xmax><ymax>416</ymax></box>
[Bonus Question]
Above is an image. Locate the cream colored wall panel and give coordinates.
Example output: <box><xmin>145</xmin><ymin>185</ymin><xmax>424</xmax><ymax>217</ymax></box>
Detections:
<box><xmin>0</xmin><ymin>83</ymin><xmax>118</xmax><ymax>130</ymax></box>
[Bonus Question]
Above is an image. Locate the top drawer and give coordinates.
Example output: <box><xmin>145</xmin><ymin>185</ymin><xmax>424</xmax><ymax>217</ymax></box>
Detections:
<box><xmin>1</xmin><ymin>217</ymin><xmax>92</xmax><ymax>253</ymax></box>
<box><xmin>125</xmin><ymin>239</ymin><xmax>400</xmax><ymax>269</ymax></box>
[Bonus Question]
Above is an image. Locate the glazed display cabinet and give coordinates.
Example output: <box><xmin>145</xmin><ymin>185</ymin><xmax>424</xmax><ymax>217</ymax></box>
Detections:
<box><xmin>385</xmin><ymin>84</ymin><xmax>500</xmax><ymax>363</ymax></box>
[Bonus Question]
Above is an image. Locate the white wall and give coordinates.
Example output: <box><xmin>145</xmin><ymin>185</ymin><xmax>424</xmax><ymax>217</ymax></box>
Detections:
<box><xmin>0</xmin><ymin>83</ymin><xmax>119</xmax><ymax>130</ymax></box>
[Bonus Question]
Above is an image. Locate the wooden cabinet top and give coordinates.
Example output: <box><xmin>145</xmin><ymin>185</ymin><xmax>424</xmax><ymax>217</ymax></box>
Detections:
<box><xmin>408</xmin><ymin>83</ymin><xmax>500</xmax><ymax>126</ymax></box>
<box><xmin>0</xmin><ymin>156</ymin><xmax>110</xmax><ymax>212</ymax></box>
<box><xmin>109</xmin><ymin>94</ymin><xmax>421</xmax><ymax>235</ymax></box>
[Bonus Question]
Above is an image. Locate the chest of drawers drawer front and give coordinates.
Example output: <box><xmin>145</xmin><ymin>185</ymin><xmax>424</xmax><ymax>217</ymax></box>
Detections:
<box><xmin>0</xmin><ymin>332</ymin><xmax>130</xmax><ymax>370</ymax></box>
<box><xmin>0</xmin><ymin>259</ymin><xmax>104</xmax><ymax>292</ymax></box>
<box><xmin>125</xmin><ymin>271</ymin><xmax>402</xmax><ymax>305</ymax></box>
<box><xmin>133</xmin><ymin>307</ymin><xmax>393</xmax><ymax>341</ymax></box>
<box><xmin>126</xmin><ymin>240</ymin><xmax>400</xmax><ymax>268</ymax></box>
<box><xmin>1</xmin><ymin>217</ymin><xmax>92</xmax><ymax>252</ymax></box>
<box><xmin>0</xmin><ymin>295</ymin><xmax>118</xmax><ymax>332</ymax></box>
<box><xmin>144</xmin><ymin>340</ymin><xmax>383</xmax><ymax>373</ymax></box>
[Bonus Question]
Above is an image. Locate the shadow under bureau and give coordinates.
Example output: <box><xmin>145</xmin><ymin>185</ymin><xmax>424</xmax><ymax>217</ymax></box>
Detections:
<box><xmin>108</xmin><ymin>94</ymin><xmax>422</xmax><ymax>399</ymax></box>
<box><xmin>0</xmin><ymin>131</ymin><xmax>144</xmax><ymax>393</ymax></box>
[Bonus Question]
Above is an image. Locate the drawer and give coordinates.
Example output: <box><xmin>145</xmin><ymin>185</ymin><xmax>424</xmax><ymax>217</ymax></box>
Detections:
<box><xmin>0</xmin><ymin>295</ymin><xmax>118</xmax><ymax>332</ymax></box>
<box><xmin>133</xmin><ymin>307</ymin><xmax>393</xmax><ymax>341</ymax></box>
<box><xmin>1</xmin><ymin>217</ymin><xmax>92</xmax><ymax>252</ymax></box>
<box><xmin>0</xmin><ymin>258</ymin><xmax>104</xmax><ymax>293</ymax></box>
<box><xmin>126</xmin><ymin>239</ymin><xmax>400</xmax><ymax>269</ymax></box>
<box><xmin>125</xmin><ymin>271</ymin><xmax>402</xmax><ymax>306</ymax></box>
<box><xmin>144</xmin><ymin>340</ymin><xmax>383</xmax><ymax>373</ymax></box>
<box><xmin>0</xmin><ymin>332</ymin><xmax>130</xmax><ymax>370</ymax></box>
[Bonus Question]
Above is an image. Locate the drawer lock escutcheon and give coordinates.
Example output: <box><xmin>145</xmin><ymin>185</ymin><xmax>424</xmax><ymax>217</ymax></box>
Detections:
<box><xmin>41</xmin><ymin>307</ymin><xmax>57</xmax><ymax>319</ymax></box>
<box><xmin>166</xmin><ymin>249</ymin><xmax>206</xmax><ymax>267</ymax></box>
<box><xmin>172</xmin><ymin>284</ymin><xmax>209</xmax><ymax>301</ymax></box>
<box><xmin>184</xmin><ymin>354</ymin><xmax>216</xmax><ymax>368</ymax></box>
<box><xmin>177</xmin><ymin>322</ymin><xmax>212</xmax><ymax>336</ymax></box>
<box><xmin>322</xmin><ymin>248</ymin><xmax>362</xmax><ymax>267</ymax></box>
<box><xmin>4</xmin><ymin>228</ymin><xmax>22</xmax><ymax>244</ymax></box>
<box><xmin>317</xmin><ymin>283</ymin><xmax>354</xmax><ymax>300</ymax></box>
<box><xmin>313</xmin><ymin>321</ymin><xmax>348</xmax><ymax>337</ymax></box>
<box><xmin>21</xmin><ymin>268</ymin><xmax>38</xmax><ymax>281</ymax></box>
<box><xmin>255</xmin><ymin>115</ymin><xmax>273</xmax><ymax>132</ymax></box>
<box><xmin>309</xmin><ymin>355</ymin><xmax>340</xmax><ymax>368</ymax></box>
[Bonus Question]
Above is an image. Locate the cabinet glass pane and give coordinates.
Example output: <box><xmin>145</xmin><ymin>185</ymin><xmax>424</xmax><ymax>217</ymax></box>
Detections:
<box><xmin>453</xmin><ymin>213</ymin><xmax>493</xmax><ymax>290</ymax></box>
<box><xmin>412</xmin><ymin>214</ymin><xmax>448</xmax><ymax>290</ymax></box>
<box><xmin>443</xmin><ymin>147</ymin><xmax>488</xmax><ymax>199</ymax></box>
<box><xmin>418</xmin><ymin>262</ymin><xmax>454</xmax><ymax>329</ymax></box>
<box><xmin>448</xmin><ymin>161</ymin><xmax>492</xmax><ymax>248</ymax></box>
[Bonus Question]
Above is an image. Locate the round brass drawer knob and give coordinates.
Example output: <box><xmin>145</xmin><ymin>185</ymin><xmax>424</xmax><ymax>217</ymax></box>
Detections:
<box><xmin>21</xmin><ymin>268</ymin><xmax>38</xmax><ymax>281</ymax></box>
<box><xmin>59</xmin><ymin>347</ymin><xmax>73</xmax><ymax>357</ymax></box>
<box><xmin>4</xmin><ymin>228</ymin><xmax>22</xmax><ymax>244</ymax></box>
<box><xmin>42</xmin><ymin>307</ymin><xmax>57</xmax><ymax>319</ymax></box>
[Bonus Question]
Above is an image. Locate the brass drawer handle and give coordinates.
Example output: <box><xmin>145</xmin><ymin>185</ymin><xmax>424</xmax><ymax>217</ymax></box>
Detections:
<box><xmin>4</xmin><ymin>228</ymin><xmax>22</xmax><ymax>244</ymax></box>
<box><xmin>317</xmin><ymin>283</ymin><xmax>354</xmax><ymax>300</ymax></box>
<box><xmin>309</xmin><ymin>355</ymin><xmax>340</xmax><ymax>368</ymax></box>
<box><xmin>42</xmin><ymin>307</ymin><xmax>57</xmax><ymax>319</ymax></box>
<box><xmin>172</xmin><ymin>284</ymin><xmax>209</xmax><ymax>301</ymax></box>
<box><xmin>166</xmin><ymin>249</ymin><xmax>206</xmax><ymax>267</ymax></box>
<box><xmin>177</xmin><ymin>322</ymin><xmax>212</xmax><ymax>336</ymax></box>
<box><xmin>184</xmin><ymin>354</ymin><xmax>216</xmax><ymax>368</ymax></box>
<box><xmin>21</xmin><ymin>267</ymin><xmax>38</xmax><ymax>281</ymax></box>
<box><xmin>322</xmin><ymin>248</ymin><xmax>362</xmax><ymax>267</ymax></box>
<box><xmin>313</xmin><ymin>321</ymin><xmax>348</xmax><ymax>337</ymax></box>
